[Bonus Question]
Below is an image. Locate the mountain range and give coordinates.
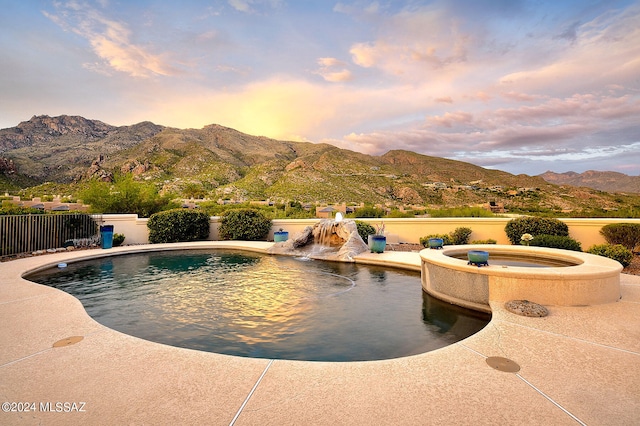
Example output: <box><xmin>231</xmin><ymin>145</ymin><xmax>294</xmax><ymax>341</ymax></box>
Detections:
<box><xmin>1</xmin><ymin>115</ymin><xmax>638</xmax><ymax>213</ymax></box>
<box><xmin>539</xmin><ymin>170</ymin><xmax>640</xmax><ymax>194</ymax></box>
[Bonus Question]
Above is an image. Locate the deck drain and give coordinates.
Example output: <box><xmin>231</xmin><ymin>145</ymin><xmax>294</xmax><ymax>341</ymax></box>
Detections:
<box><xmin>53</xmin><ymin>336</ymin><xmax>84</xmax><ymax>348</ymax></box>
<box><xmin>486</xmin><ymin>356</ymin><xmax>520</xmax><ymax>373</ymax></box>
<box><xmin>505</xmin><ymin>300</ymin><xmax>548</xmax><ymax>317</ymax></box>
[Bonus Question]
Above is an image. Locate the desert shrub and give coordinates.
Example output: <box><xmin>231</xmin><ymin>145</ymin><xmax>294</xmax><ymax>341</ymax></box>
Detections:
<box><xmin>420</xmin><ymin>234</ymin><xmax>453</xmax><ymax>247</ymax></box>
<box><xmin>587</xmin><ymin>244</ymin><xmax>634</xmax><ymax>267</ymax></box>
<box><xmin>218</xmin><ymin>209</ymin><xmax>271</xmax><ymax>241</ymax></box>
<box><xmin>351</xmin><ymin>206</ymin><xmax>385</xmax><ymax>218</ymax></box>
<box><xmin>147</xmin><ymin>209</ymin><xmax>210</xmax><ymax>243</ymax></box>
<box><xmin>530</xmin><ymin>234</ymin><xmax>582</xmax><ymax>251</ymax></box>
<box><xmin>355</xmin><ymin>221</ymin><xmax>376</xmax><ymax>242</ymax></box>
<box><xmin>505</xmin><ymin>216</ymin><xmax>569</xmax><ymax>245</ymax></box>
<box><xmin>600</xmin><ymin>223</ymin><xmax>640</xmax><ymax>251</ymax></box>
<box><xmin>427</xmin><ymin>207</ymin><xmax>494</xmax><ymax>217</ymax></box>
<box><xmin>450</xmin><ymin>227</ymin><xmax>473</xmax><ymax>245</ymax></box>
<box><xmin>386</xmin><ymin>210</ymin><xmax>414</xmax><ymax>218</ymax></box>
<box><xmin>471</xmin><ymin>239</ymin><xmax>497</xmax><ymax>244</ymax></box>
<box><xmin>112</xmin><ymin>233</ymin><xmax>125</xmax><ymax>247</ymax></box>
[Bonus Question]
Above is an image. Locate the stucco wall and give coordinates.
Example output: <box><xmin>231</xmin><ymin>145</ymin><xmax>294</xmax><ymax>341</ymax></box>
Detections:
<box><xmin>98</xmin><ymin>214</ymin><xmax>640</xmax><ymax>249</ymax></box>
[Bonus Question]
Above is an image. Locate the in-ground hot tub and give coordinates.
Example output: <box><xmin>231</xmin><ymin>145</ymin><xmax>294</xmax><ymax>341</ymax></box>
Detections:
<box><xmin>420</xmin><ymin>245</ymin><xmax>622</xmax><ymax>312</ymax></box>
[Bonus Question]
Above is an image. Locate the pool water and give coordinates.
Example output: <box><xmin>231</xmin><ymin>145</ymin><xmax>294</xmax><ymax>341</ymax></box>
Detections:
<box><xmin>27</xmin><ymin>250</ymin><xmax>489</xmax><ymax>361</ymax></box>
<box><xmin>448</xmin><ymin>252</ymin><xmax>579</xmax><ymax>268</ymax></box>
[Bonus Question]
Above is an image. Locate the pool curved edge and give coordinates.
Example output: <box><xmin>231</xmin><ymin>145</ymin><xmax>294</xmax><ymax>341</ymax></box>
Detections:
<box><xmin>420</xmin><ymin>245</ymin><xmax>622</xmax><ymax>309</ymax></box>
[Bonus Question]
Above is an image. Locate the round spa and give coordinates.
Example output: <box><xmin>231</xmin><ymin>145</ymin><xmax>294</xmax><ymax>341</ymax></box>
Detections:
<box><xmin>420</xmin><ymin>245</ymin><xmax>623</xmax><ymax>312</ymax></box>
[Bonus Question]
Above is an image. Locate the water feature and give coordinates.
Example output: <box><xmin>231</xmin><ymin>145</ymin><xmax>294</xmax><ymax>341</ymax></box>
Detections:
<box><xmin>26</xmin><ymin>249</ymin><xmax>489</xmax><ymax>362</ymax></box>
<box><xmin>268</xmin><ymin>218</ymin><xmax>368</xmax><ymax>261</ymax></box>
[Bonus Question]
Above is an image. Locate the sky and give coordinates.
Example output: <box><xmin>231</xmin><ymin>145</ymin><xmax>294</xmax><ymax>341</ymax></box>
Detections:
<box><xmin>1</xmin><ymin>0</ymin><xmax>639</xmax><ymax>176</ymax></box>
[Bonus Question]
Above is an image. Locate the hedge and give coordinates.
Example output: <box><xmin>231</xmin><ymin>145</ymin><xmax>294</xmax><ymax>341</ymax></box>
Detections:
<box><xmin>600</xmin><ymin>223</ymin><xmax>640</xmax><ymax>251</ymax></box>
<box><xmin>530</xmin><ymin>234</ymin><xmax>582</xmax><ymax>251</ymax></box>
<box><xmin>218</xmin><ymin>209</ymin><xmax>272</xmax><ymax>241</ymax></box>
<box><xmin>147</xmin><ymin>209</ymin><xmax>210</xmax><ymax>243</ymax></box>
<box><xmin>505</xmin><ymin>216</ymin><xmax>569</xmax><ymax>245</ymax></box>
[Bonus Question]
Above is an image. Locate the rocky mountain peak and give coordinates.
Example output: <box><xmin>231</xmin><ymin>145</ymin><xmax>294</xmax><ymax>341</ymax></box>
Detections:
<box><xmin>18</xmin><ymin>115</ymin><xmax>115</xmax><ymax>137</ymax></box>
<box><xmin>1</xmin><ymin>115</ymin><xmax>117</xmax><ymax>152</ymax></box>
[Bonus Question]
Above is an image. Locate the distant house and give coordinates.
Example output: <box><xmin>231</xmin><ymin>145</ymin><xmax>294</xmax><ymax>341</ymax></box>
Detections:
<box><xmin>316</xmin><ymin>206</ymin><xmax>336</xmax><ymax>218</ymax></box>
<box><xmin>484</xmin><ymin>201</ymin><xmax>506</xmax><ymax>213</ymax></box>
<box><xmin>315</xmin><ymin>203</ymin><xmax>355</xmax><ymax>218</ymax></box>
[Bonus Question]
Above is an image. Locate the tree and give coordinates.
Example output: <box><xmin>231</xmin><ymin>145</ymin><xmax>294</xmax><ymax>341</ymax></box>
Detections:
<box><xmin>80</xmin><ymin>174</ymin><xmax>177</xmax><ymax>217</ymax></box>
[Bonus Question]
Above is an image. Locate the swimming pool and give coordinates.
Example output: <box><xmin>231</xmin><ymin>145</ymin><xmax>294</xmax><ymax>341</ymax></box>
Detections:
<box><xmin>27</xmin><ymin>249</ymin><xmax>489</xmax><ymax>361</ymax></box>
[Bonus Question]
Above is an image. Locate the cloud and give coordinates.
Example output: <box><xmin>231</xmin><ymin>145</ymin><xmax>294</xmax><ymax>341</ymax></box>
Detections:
<box><xmin>333</xmin><ymin>2</ymin><xmax>383</xmax><ymax>16</ymax></box>
<box><xmin>498</xmin><ymin>6</ymin><xmax>640</xmax><ymax>95</ymax></box>
<box><xmin>228</xmin><ymin>0</ymin><xmax>252</xmax><ymax>13</ymax></box>
<box><xmin>348</xmin><ymin>7</ymin><xmax>471</xmax><ymax>80</ymax></box>
<box><xmin>43</xmin><ymin>2</ymin><xmax>178</xmax><ymax>78</ymax></box>
<box><xmin>427</xmin><ymin>111</ymin><xmax>473</xmax><ymax>128</ymax></box>
<box><xmin>554</xmin><ymin>21</ymin><xmax>581</xmax><ymax>43</ymax></box>
<box><xmin>314</xmin><ymin>57</ymin><xmax>353</xmax><ymax>82</ymax></box>
<box><xmin>227</xmin><ymin>0</ymin><xmax>283</xmax><ymax>14</ymax></box>
<box><xmin>324</xmin><ymin>91</ymin><xmax>640</xmax><ymax>173</ymax></box>
<box><xmin>501</xmin><ymin>92</ymin><xmax>540</xmax><ymax>102</ymax></box>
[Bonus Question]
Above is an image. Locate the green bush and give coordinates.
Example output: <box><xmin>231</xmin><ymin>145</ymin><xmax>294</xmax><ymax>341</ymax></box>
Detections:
<box><xmin>505</xmin><ymin>216</ymin><xmax>569</xmax><ymax>245</ymax></box>
<box><xmin>471</xmin><ymin>239</ymin><xmax>497</xmax><ymax>244</ymax></box>
<box><xmin>80</xmin><ymin>174</ymin><xmax>177</xmax><ymax>217</ymax></box>
<box><xmin>112</xmin><ymin>233</ymin><xmax>125</xmax><ymax>247</ymax></box>
<box><xmin>450</xmin><ymin>227</ymin><xmax>473</xmax><ymax>245</ymax></box>
<box><xmin>147</xmin><ymin>209</ymin><xmax>210</xmax><ymax>243</ymax></box>
<box><xmin>420</xmin><ymin>234</ymin><xmax>453</xmax><ymax>247</ymax></box>
<box><xmin>218</xmin><ymin>209</ymin><xmax>272</xmax><ymax>241</ymax></box>
<box><xmin>600</xmin><ymin>223</ymin><xmax>640</xmax><ymax>251</ymax></box>
<box><xmin>530</xmin><ymin>234</ymin><xmax>582</xmax><ymax>251</ymax></box>
<box><xmin>587</xmin><ymin>244</ymin><xmax>634</xmax><ymax>267</ymax></box>
<box><xmin>0</xmin><ymin>205</ymin><xmax>45</xmax><ymax>215</ymax></box>
<box><xmin>355</xmin><ymin>221</ymin><xmax>376</xmax><ymax>242</ymax></box>
<box><xmin>419</xmin><ymin>227</ymin><xmax>473</xmax><ymax>247</ymax></box>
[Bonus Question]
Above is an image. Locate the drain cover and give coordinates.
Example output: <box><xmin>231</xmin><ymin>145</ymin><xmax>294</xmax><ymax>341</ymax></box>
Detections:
<box><xmin>505</xmin><ymin>300</ymin><xmax>549</xmax><ymax>317</ymax></box>
<box><xmin>53</xmin><ymin>336</ymin><xmax>84</xmax><ymax>348</ymax></box>
<box><xmin>486</xmin><ymin>356</ymin><xmax>520</xmax><ymax>373</ymax></box>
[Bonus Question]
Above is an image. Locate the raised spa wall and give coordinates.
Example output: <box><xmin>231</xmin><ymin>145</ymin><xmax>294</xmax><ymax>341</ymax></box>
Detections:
<box><xmin>420</xmin><ymin>245</ymin><xmax>623</xmax><ymax>313</ymax></box>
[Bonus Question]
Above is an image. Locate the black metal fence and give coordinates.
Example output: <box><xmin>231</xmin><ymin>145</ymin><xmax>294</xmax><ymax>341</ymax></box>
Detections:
<box><xmin>0</xmin><ymin>213</ymin><xmax>100</xmax><ymax>258</ymax></box>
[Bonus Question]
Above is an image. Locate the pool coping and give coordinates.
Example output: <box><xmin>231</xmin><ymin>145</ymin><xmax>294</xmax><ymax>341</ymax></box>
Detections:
<box><xmin>1</xmin><ymin>241</ymin><xmax>639</xmax><ymax>425</ymax></box>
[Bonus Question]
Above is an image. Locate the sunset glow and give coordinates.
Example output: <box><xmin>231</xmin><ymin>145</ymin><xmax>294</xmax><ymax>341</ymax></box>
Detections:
<box><xmin>1</xmin><ymin>0</ymin><xmax>639</xmax><ymax>175</ymax></box>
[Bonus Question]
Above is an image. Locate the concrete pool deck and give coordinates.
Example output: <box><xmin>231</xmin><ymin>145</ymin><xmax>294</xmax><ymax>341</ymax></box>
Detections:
<box><xmin>1</xmin><ymin>241</ymin><xmax>639</xmax><ymax>425</ymax></box>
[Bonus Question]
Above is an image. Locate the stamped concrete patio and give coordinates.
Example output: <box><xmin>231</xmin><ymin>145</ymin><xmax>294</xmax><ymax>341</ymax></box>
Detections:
<box><xmin>1</xmin><ymin>241</ymin><xmax>639</xmax><ymax>425</ymax></box>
